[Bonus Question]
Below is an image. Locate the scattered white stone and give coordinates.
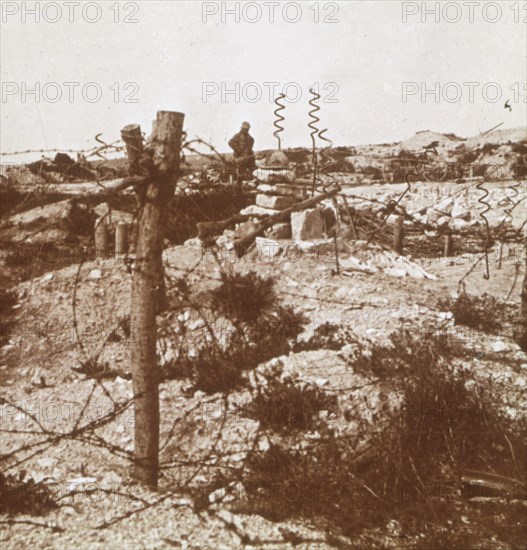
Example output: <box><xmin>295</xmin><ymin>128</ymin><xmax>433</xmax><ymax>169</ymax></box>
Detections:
<box><xmin>451</xmin><ymin>201</ymin><xmax>471</xmax><ymax>219</ymax></box>
<box><xmin>436</xmin><ymin>216</ymin><xmax>451</xmax><ymax>227</ymax></box>
<box><xmin>41</xmin><ymin>273</ymin><xmax>54</xmax><ymax>283</ymax></box>
<box><xmin>492</xmin><ymin>340</ymin><xmax>513</xmax><ymax>353</ymax></box>
<box><xmin>37</xmin><ymin>457</ymin><xmax>58</xmax><ymax>469</ymax></box>
<box><xmin>88</xmin><ymin>269</ymin><xmax>103</xmax><ymax>280</ymax></box>
<box><xmin>437</xmin><ymin>311</ymin><xmax>453</xmax><ymax>321</ymax></box>
<box><xmin>255</xmin><ymin>236</ymin><xmax>282</xmax><ymax>258</ymax></box>
<box><xmin>384</xmin><ymin>267</ymin><xmax>407</xmax><ymax>278</ymax></box>
<box><xmin>177</xmin><ymin>310</ymin><xmax>190</xmax><ymax>323</ymax></box>
<box><xmin>294</xmin><ymin>239</ymin><xmax>334</xmax><ymax>254</ymax></box>
<box><xmin>434</xmin><ymin>196</ymin><xmax>455</xmax><ymax>215</ymax></box>
<box><xmin>66</xmin><ymin>477</ymin><xmax>98</xmax><ymax>487</ymax></box>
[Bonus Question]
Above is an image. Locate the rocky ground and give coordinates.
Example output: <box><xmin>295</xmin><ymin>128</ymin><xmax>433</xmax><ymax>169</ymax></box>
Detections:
<box><xmin>1</xmin><ymin>129</ymin><xmax>526</xmax><ymax>548</ymax></box>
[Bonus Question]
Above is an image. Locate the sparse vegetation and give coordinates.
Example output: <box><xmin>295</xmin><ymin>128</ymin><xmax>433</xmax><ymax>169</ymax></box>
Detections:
<box><xmin>163</xmin><ymin>271</ymin><xmax>305</xmax><ymax>394</ymax></box>
<box><xmin>438</xmin><ymin>292</ymin><xmax>509</xmax><ymax>334</ymax></box>
<box><xmin>230</xmin><ymin>328</ymin><xmax>526</xmax><ymax>544</ymax></box>
<box><xmin>294</xmin><ymin>321</ymin><xmax>355</xmax><ymax>352</ymax></box>
<box><xmin>240</xmin><ymin>377</ymin><xmax>337</xmax><ymax>433</ymax></box>
<box><xmin>0</xmin><ymin>471</ymin><xmax>58</xmax><ymax>515</ymax></box>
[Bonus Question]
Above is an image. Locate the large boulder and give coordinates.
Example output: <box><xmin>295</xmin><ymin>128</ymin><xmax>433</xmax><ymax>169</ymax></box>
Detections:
<box><xmin>291</xmin><ymin>208</ymin><xmax>324</xmax><ymax>240</ymax></box>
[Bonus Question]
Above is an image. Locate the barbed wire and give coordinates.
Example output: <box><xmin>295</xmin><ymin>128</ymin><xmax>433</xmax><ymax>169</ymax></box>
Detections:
<box><xmin>1</xmin><ymin>142</ymin><xmax>125</xmax><ymax>158</ymax></box>
<box><xmin>1</xmin><ymin>129</ymin><xmax>526</xmax><ymax>542</ymax></box>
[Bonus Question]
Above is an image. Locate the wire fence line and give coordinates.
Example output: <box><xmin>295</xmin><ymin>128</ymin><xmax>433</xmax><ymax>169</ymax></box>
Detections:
<box><xmin>1</xmin><ymin>126</ymin><xmax>526</xmax><ymax>541</ymax></box>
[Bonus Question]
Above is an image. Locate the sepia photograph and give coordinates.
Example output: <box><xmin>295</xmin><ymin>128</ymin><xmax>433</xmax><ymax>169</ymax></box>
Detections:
<box><xmin>0</xmin><ymin>1</ymin><xmax>526</xmax><ymax>547</ymax></box>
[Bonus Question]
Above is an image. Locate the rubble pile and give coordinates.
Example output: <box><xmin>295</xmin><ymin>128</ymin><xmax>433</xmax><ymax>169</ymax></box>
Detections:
<box><xmin>238</xmin><ymin>151</ymin><xmax>320</xmax><ymax>241</ymax></box>
<box><xmin>3</xmin><ymin>153</ymin><xmax>125</xmax><ymax>188</ymax></box>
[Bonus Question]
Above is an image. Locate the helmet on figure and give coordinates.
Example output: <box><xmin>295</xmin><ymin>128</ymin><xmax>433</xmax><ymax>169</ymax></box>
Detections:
<box><xmin>241</xmin><ymin>121</ymin><xmax>251</xmax><ymax>130</ymax></box>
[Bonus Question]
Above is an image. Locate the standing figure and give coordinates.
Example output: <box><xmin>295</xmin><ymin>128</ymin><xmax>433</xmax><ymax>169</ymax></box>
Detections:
<box><xmin>228</xmin><ymin>121</ymin><xmax>256</xmax><ymax>182</ymax></box>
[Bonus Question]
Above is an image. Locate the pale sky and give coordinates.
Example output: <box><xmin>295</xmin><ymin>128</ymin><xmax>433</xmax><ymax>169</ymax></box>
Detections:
<box><xmin>1</xmin><ymin>0</ymin><xmax>526</xmax><ymax>162</ymax></box>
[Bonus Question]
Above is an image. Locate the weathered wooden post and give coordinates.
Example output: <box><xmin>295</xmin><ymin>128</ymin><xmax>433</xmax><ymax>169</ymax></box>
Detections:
<box><xmin>516</xmin><ymin>269</ymin><xmax>527</xmax><ymax>352</ymax></box>
<box><xmin>115</xmin><ymin>222</ymin><xmax>129</xmax><ymax>257</ymax></box>
<box><xmin>121</xmin><ymin>111</ymin><xmax>184</xmax><ymax>488</ymax></box>
<box><xmin>95</xmin><ymin>220</ymin><xmax>109</xmax><ymax>258</ymax></box>
<box><xmin>341</xmin><ymin>194</ymin><xmax>357</xmax><ymax>239</ymax></box>
<box><xmin>393</xmin><ymin>215</ymin><xmax>404</xmax><ymax>254</ymax></box>
<box><xmin>497</xmin><ymin>242</ymin><xmax>503</xmax><ymax>270</ymax></box>
<box><xmin>444</xmin><ymin>234</ymin><xmax>453</xmax><ymax>257</ymax></box>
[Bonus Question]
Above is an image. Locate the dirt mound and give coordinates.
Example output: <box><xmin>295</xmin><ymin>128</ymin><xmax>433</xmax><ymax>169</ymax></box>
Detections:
<box><xmin>398</xmin><ymin>130</ymin><xmax>460</xmax><ymax>153</ymax></box>
<box><xmin>466</xmin><ymin>127</ymin><xmax>527</xmax><ymax>148</ymax></box>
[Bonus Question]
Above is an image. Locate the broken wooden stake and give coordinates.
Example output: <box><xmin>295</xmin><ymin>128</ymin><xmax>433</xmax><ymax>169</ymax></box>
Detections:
<box><xmin>341</xmin><ymin>194</ymin><xmax>357</xmax><ymax>239</ymax></box>
<box><xmin>444</xmin><ymin>234</ymin><xmax>453</xmax><ymax>257</ymax></box>
<box><xmin>393</xmin><ymin>215</ymin><xmax>404</xmax><ymax>254</ymax></box>
<box><xmin>95</xmin><ymin>221</ymin><xmax>109</xmax><ymax>259</ymax></box>
<box><xmin>115</xmin><ymin>222</ymin><xmax>129</xmax><ymax>257</ymax></box>
<box><xmin>497</xmin><ymin>242</ymin><xmax>503</xmax><ymax>269</ymax></box>
<box><xmin>333</xmin><ymin>234</ymin><xmax>340</xmax><ymax>274</ymax></box>
<box><xmin>516</xmin><ymin>269</ymin><xmax>527</xmax><ymax>352</ymax></box>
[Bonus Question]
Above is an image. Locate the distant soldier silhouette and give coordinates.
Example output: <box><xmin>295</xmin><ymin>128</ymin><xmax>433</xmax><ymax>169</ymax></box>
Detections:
<box><xmin>228</xmin><ymin>121</ymin><xmax>256</xmax><ymax>182</ymax></box>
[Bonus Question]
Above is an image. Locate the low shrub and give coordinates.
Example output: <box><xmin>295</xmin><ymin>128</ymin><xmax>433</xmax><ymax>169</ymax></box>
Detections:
<box><xmin>0</xmin><ymin>471</ymin><xmax>58</xmax><ymax>515</ymax></box>
<box><xmin>237</xmin><ymin>328</ymin><xmax>526</xmax><ymax>542</ymax></box>
<box><xmin>164</xmin><ymin>272</ymin><xmax>306</xmax><ymax>394</ymax></box>
<box><xmin>437</xmin><ymin>292</ymin><xmax>508</xmax><ymax>334</ymax></box>
<box><xmin>240</xmin><ymin>377</ymin><xmax>338</xmax><ymax>433</ymax></box>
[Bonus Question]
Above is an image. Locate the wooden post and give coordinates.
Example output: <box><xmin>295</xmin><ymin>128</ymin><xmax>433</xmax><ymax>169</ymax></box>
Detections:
<box><xmin>121</xmin><ymin>111</ymin><xmax>184</xmax><ymax>488</ymax></box>
<box><xmin>115</xmin><ymin>222</ymin><xmax>129</xmax><ymax>257</ymax></box>
<box><xmin>497</xmin><ymin>242</ymin><xmax>503</xmax><ymax>270</ymax></box>
<box><xmin>341</xmin><ymin>194</ymin><xmax>357</xmax><ymax>239</ymax></box>
<box><xmin>95</xmin><ymin>220</ymin><xmax>109</xmax><ymax>258</ymax></box>
<box><xmin>393</xmin><ymin>215</ymin><xmax>404</xmax><ymax>254</ymax></box>
<box><xmin>444</xmin><ymin>234</ymin><xmax>453</xmax><ymax>257</ymax></box>
<box><xmin>121</xmin><ymin>123</ymin><xmax>144</xmax><ymax>183</ymax></box>
<box><xmin>516</xmin><ymin>269</ymin><xmax>527</xmax><ymax>352</ymax></box>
